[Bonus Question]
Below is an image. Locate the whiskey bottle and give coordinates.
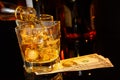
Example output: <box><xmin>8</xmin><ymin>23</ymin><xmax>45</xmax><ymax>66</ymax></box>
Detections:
<box><xmin>0</xmin><ymin>1</ymin><xmax>36</xmax><ymax>21</ymax></box>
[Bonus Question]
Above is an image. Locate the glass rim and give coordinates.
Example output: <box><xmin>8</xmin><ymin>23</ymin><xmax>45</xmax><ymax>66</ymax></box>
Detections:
<box><xmin>15</xmin><ymin>20</ymin><xmax>60</xmax><ymax>29</ymax></box>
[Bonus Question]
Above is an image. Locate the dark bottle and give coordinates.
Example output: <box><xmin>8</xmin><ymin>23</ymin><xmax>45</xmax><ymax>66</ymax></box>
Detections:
<box><xmin>60</xmin><ymin>0</ymin><xmax>97</xmax><ymax>59</ymax></box>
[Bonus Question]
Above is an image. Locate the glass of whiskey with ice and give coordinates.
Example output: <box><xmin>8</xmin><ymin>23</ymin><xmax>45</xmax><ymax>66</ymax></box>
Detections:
<box><xmin>15</xmin><ymin>20</ymin><xmax>61</xmax><ymax>73</ymax></box>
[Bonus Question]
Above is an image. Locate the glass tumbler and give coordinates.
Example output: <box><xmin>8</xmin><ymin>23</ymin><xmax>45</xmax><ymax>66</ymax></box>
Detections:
<box><xmin>15</xmin><ymin>20</ymin><xmax>61</xmax><ymax>73</ymax></box>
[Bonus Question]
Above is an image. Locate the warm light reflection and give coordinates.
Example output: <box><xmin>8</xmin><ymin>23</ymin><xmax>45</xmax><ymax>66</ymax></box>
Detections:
<box><xmin>60</xmin><ymin>50</ymin><xmax>64</xmax><ymax>60</ymax></box>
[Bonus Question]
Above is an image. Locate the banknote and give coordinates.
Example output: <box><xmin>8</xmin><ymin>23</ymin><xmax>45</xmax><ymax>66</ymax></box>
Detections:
<box><xmin>35</xmin><ymin>53</ymin><xmax>114</xmax><ymax>75</ymax></box>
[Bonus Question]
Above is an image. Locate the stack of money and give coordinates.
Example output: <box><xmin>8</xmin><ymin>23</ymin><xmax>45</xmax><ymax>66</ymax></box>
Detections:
<box><xmin>35</xmin><ymin>53</ymin><xmax>114</xmax><ymax>75</ymax></box>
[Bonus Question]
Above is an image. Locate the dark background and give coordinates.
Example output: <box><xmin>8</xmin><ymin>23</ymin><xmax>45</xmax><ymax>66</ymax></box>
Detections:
<box><xmin>93</xmin><ymin>0</ymin><xmax>120</xmax><ymax>79</ymax></box>
<box><xmin>95</xmin><ymin>0</ymin><xmax>120</xmax><ymax>68</ymax></box>
<box><xmin>0</xmin><ymin>0</ymin><xmax>120</xmax><ymax>80</ymax></box>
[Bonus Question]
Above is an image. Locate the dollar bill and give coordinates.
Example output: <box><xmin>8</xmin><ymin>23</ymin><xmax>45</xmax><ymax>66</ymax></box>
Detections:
<box><xmin>35</xmin><ymin>53</ymin><xmax>114</xmax><ymax>75</ymax></box>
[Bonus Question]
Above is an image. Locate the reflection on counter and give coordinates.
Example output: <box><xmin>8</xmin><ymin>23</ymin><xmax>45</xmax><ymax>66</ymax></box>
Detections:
<box><xmin>24</xmin><ymin>71</ymin><xmax>63</xmax><ymax>80</ymax></box>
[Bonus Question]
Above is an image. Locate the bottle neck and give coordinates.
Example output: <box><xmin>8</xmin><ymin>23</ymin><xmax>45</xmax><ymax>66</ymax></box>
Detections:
<box><xmin>0</xmin><ymin>1</ymin><xmax>37</xmax><ymax>21</ymax></box>
<box><xmin>25</xmin><ymin>0</ymin><xmax>33</xmax><ymax>8</ymax></box>
<box><xmin>0</xmin><ymin>1</ymin><xmax>17</xmax><ymax>14</ymax></box>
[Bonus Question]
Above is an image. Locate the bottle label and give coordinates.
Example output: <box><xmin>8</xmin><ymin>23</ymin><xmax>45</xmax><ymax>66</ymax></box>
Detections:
<box><xmin>63</xmin><ymin>5</ymin><xmax>72</xmax><ymax>28</ymax></box>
